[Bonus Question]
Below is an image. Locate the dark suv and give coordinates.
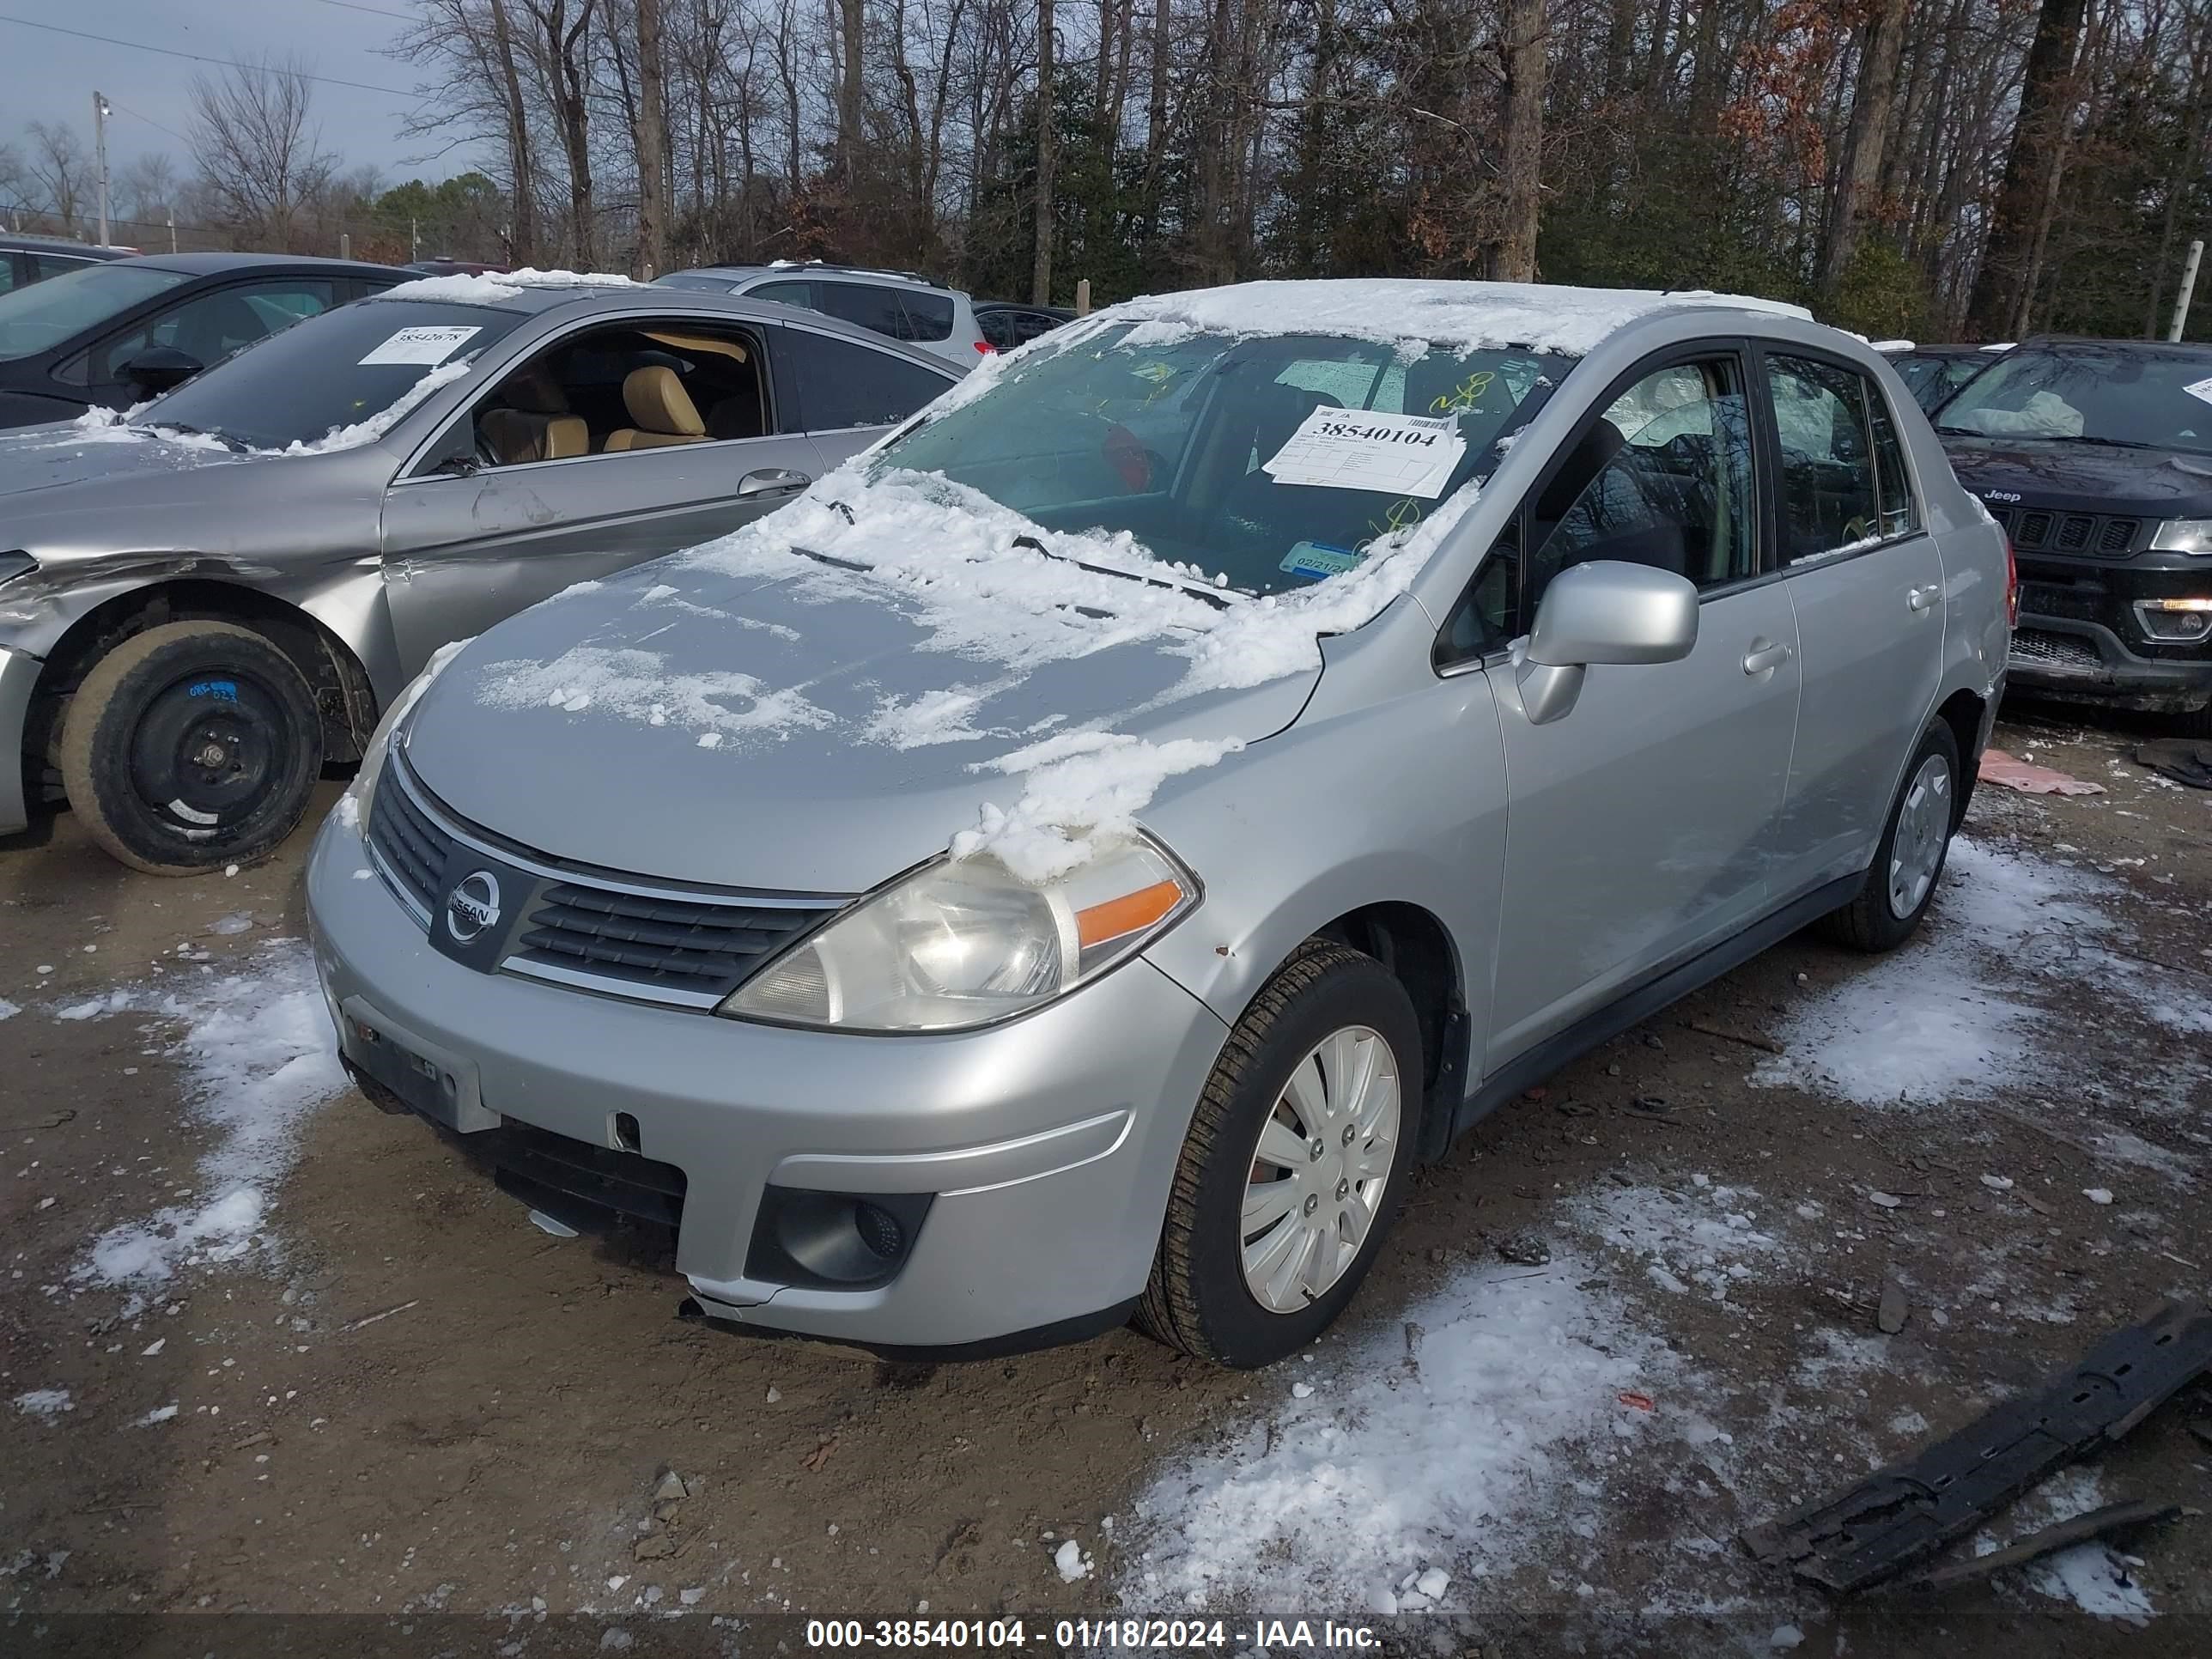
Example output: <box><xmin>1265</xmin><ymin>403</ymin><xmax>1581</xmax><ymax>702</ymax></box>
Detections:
<box><xmin>1931</xmin><ymin>338</ymin><xmax>2212</xmax><ymax>734</ymax></box>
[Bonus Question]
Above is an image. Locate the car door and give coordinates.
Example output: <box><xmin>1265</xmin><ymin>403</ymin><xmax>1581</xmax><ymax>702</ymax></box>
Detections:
<box><xmin>765</xmin><ymin>319</ymin><xmax>963</xmax><ymax>469</ymax></box>
<box><xmin>1473</xmin><ymin>346</ymin><xmax>1803</xmax><ymax>1064</ymax></box>
<box><xmin>1758</xmin><ymin>347</ymin><xmax>1947</xmax><ymax>897</ymax></box>
<box><xmin>379</xmin><ymin>313</ymin><xmax>828</xmax><ymax>673</ymax></box>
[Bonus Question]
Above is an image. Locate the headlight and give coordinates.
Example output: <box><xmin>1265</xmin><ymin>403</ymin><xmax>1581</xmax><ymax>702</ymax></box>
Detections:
<box><xmin>720</xmin><ymin>836</ymin><xmax>1199</xmax><ymax>1032</ymax></box>
<box><xmin>338</xmin><ymin>637</ymin><xmax>471</xmax><ymax>830</ymax></box>
<box><xmin>2150</xmin><ymin>519</ymin><xmax>2212</xmax><ymax>555</ymax></box>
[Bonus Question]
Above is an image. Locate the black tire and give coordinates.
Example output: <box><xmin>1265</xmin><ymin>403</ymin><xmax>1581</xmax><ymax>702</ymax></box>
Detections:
<box><xmin>1136</xmin><ymin>942</ymin><xmax>1423</xmax><ymax>1369</ymax></box>
<box><xmin>58</xmin><ymin>620</ymin><xmax>325</xmax><ymax>876</ymax></box>
<box><xmin>1815</xmin><ymin>720</ymin><xmax>1961</xmax><ymax>953</ymax></box>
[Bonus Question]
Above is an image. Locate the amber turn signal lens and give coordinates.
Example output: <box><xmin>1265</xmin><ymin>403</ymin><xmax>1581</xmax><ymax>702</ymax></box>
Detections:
<box><xmin>1074</xmin><ymin>879</ymin><xmax>1185</xmax><ymax>949</ymax></box>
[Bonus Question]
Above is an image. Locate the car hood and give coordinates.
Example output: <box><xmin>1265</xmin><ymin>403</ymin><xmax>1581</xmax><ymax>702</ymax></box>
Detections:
<box><xmin>1938</xmin><ymin>434</ymin><xmax>2212</xmax><ymax>518</ymax></box>
<box><xmin>0</xmin><ymin>418</ymin><xmax>248</xmax><ymax>501</ymax></box>
<box><xmin>404</xmin><ymin>553</ymin><xmax>1321</xmax><ymax>893</ymax></box>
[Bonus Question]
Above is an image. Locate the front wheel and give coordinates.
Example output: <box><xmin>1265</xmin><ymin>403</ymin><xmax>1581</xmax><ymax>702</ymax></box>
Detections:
<box><xmin>1816</xmin><ymin>720</ymin><xmax>1961</xmax><ymax>953</ymax></box>
<box><xmin>1137</xmin><ymin>942</ymin><xmax>1422</xmax><ymax>1368</ymax></box>
<box><xmin>58</xmin><ymin>620</ymin><xmax>325</xmax><ymax>875</ymax></box>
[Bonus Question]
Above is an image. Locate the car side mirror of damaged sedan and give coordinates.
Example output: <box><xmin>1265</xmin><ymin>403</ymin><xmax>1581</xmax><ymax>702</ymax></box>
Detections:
<box><xmin>1515</xmin><ymin>560</ymin><xmax>1700</xmax><ymax>726</ymax></box>
<box><xmin>122</xmin><ymin>345</ymin><xmax>204</xmax><ymax>398</ymax></box>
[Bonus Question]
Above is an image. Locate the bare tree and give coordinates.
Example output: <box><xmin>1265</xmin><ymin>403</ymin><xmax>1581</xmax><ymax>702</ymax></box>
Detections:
<box><xmin>1491</xmin><ymin>0</ymin><xmax>1548</xmax><ymax>283</ymax></box>
<box><xmin>633</xmin><ymin>0</ymin><xmax>671</xmax><ymax>275</ymax></box>
<box><xmin>188</xmin><ymin>56</ymin><xmax>337</xmax><ymax>250</ymax></box>
<box><xmin>489</xmin><ymin>0</ymin><xmax>542</xmax><ymax>264</ymax></box>
<box><xmin>1034</xmin><ymin>0</ymin><xmax>1055</xmax><ymax>301</ymax></box>
<box><xmin>26</xmin><ymin>121</ymin><xmax>88</xmax><ymax>234</ymax></box>
<box><xmin>115</xmin><ymin>152</ymin><xmax>179</xmax><ymax>223</ymax></box>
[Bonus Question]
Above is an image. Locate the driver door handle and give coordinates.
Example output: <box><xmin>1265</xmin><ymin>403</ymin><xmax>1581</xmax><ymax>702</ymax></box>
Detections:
<box><xmin>1741</xmin><ymin>638</ymin><xmax>1794</xmax><ymax>677</ymax></box>
<box><xmin>737</xmin><ymin>467</ymin><xmax>811</xmax><ymax>500</ymax></box>
<box><xmin>1907</xmin><ymin>582</ymin><xmax>1943</xmax><ymax>612</ymax></box>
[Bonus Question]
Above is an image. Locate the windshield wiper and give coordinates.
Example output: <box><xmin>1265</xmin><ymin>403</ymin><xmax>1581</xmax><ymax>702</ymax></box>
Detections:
<box><xmin>143</xmin><ymin>420</ymin><xmax>246</xmax><ymax>452</ymax></box>
<box><xmin>1010</xmin><ymin>533</ymin><xmax>1236</xmax><ymax>610</ymax></box>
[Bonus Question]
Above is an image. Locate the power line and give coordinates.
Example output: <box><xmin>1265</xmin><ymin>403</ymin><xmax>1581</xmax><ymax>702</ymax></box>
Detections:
<box><xmin>108</xmin><ymin>99</ymin><xmax>191</xmax><ymax>146</ymax></box>
<box><xmin>308</xmin><ymin>0</ymin><xmax>422</xmax><ymax>21</ymax></box>
<box><xmin>0</xmin><ymin>14</ymin><xmax>423</xmax><ymax>99</ymax></box>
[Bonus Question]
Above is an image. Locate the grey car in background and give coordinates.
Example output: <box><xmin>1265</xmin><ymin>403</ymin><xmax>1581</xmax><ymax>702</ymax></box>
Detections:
<box><xmin>657</xmin><ymin>263</ymin><xmax>994</xmax><ymax>369</ymax></box>
<box><xmin>0</xmin><ymin>276</ymin><xmax>959</xmax><ymax>871</ymax></box>
<box><xmin>307</xmin><ymin>279</ymin><xmax>2011</xmax><ymax>1366</ymax></box>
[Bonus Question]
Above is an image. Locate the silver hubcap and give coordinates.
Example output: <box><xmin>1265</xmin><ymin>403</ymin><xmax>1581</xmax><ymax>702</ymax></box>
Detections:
<box><xmin>1887</xmin><ymin>753</ymin><xmax>1953</xmax><ymax>919</ymax></box>
<box><xmin>1240</xmin><ymin>1025</ymin><xmax>1401</xmax><ymax>1314</ymax></box>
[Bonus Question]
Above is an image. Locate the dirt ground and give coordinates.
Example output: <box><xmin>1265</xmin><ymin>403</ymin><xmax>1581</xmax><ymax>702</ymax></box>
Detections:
<box><xmin>4</xmin><ymin>696</ymin><xmax>2210</xmax><ymax>1658</ymax></box>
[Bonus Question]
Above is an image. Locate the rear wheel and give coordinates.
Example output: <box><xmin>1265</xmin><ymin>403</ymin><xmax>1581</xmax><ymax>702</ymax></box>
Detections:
<box><xmin>1137</xmin><ymin>943</ymin><xmax>1421</xmax><ymax>1368</ymax></box>
<box><xmin>58</xmin><ymin>620</ymin><xmax>324</xmax><ymax>875</ymax></box>
<box><xmin>1816</xmin><ymin>720</ymin><xmax>1960</xmax><ymax>953</ymax></box>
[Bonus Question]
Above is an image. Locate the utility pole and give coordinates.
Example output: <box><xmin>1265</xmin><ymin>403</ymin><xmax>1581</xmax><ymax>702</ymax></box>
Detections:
<box><xmin>2170</xmin><ymin>240</ymin><xmax>2203</xmax><ymax>343</ymax></box>
<box><xmin>410</xmin><ymin>216</ymin><xmax>419</xmax><ymax>262</ymax></box>
<box><xmin>166</xmin><ymin>209</ymin><xmax>176</xmax><ymax>254</ymax></box>
<box><xmin>92</xmin><ymin>91</ymin><xmax>111</xmax><ymax>246</ymax></box>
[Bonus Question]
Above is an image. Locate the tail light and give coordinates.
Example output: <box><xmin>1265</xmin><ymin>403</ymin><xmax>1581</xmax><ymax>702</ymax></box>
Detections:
<box><xmin>973</xmin><ymin>340</ymin><xmax>996</xmax><ymax>355</ymax></box>
<box><xmin>2003</xmin><ymin>534</ymin><xmax>2020</xmax><ymax>628</ymax></box>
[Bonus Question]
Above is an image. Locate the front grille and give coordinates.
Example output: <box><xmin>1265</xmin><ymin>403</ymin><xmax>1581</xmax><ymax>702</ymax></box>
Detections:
<box><xmin>483</xmin><ymin>1120</ymin><xmax>687</xmax><ymax>1232</ymax></box>
<box><xmin>2009</xmin><ymin>629</ymin><xmax>2104</xmax><ymax>672</ymax></box>
<box><xmin>1989</xmin><ymin>505</ymin><xmax>2144</xmax><ymax>559</ymax></box>
<box><xmin>512</xmin><ymin>884</ymin><xmax>836</xmax><ymax>1003</ymax></box>
<box><xmin>366</xmin><ymin>769</ymin><xmax>454</xmax><ymax>919</ymax></box>
<box><xmin>370</xmin><ymin>755</ymin><xmax>847</xmax><ymax>1010</ymax></box>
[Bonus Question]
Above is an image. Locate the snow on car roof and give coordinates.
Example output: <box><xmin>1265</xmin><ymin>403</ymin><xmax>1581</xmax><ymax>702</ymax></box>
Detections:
<box><xmin>1099</xmin><ymin>278</ymin><xmax>1811</xmax><ymax>357</ymax></box>
<box><xmin>380</xmin><ymin>267</ymin><xmax>638</xmax><ymax>304</ymax></box>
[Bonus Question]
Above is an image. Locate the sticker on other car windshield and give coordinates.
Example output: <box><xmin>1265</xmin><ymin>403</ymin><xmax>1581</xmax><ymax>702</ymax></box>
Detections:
<box><xmin>2185</xmin><ymin>374</ymin><xmax>2212</xmax><ymax>408</ymax></box>
<box><xmin>359</xmin><ymin>325</ymin><xmax>483</xmax><ymax>368</ymax></box>
<box><xmin>1262</xmin><ymin>407</ymin><xmax>1465</xmax><ymax>498</ymax></box>
<box><xmin>1279</xmin><ymin>541</ymin><xmax>1363</xmax><ymax>580</ymax></box>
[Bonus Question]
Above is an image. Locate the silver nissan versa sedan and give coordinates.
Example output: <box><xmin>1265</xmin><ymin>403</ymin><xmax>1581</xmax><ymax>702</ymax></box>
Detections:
<box><xmin>306</xmin><ymin>279</ymin><xmax>2012</xmax><ymax>1367</ymax></box>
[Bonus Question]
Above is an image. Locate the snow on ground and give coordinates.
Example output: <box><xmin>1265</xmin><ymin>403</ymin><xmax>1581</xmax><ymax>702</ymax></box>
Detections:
<box><xmin>60</xmin><ymin>939</ymin><xmax>346</xmax><ymax>1309</ymax></box>
<box><xmin>1753</xmin><ymin>837</ymin><xmax>2212</xmax><ymax>1108</ymax></box>
<box><xmin>12</xmin><ymin>1389</ymin><xmax>74</xmax><ymax>1418</ymax></box>
<box><xmin>1127</xmin><ymin>1180</ymin><xmax>1786</xmax><ymax>1619</ymax></box>
<box><xmin>0</xmin><ymin>997</ymin><xmax>17</xmax><ymax>1019</ymax></box>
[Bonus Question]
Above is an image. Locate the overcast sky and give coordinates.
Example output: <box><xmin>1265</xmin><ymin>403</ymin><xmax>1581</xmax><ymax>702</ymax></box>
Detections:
<box><xmin>0</xmin><ymin>0</ymin><xmax>487</xmax><ymax>204</ymax></box>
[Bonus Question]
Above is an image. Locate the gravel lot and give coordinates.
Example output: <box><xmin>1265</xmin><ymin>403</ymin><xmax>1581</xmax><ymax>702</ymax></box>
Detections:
<box><xmin>4</xmin><ymin>701</ymin><xmax>2210</xmax><ymax>1656</ymax></box>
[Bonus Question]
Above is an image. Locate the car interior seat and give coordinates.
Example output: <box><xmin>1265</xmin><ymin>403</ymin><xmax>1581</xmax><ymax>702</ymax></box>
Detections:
<box><xmin>707</xmin><ymin>376</ymin><xmax>764</xmax><ymax>441</ymax></box>
<box><xmin>480</xmin><ymin>369</ymin><xmax>589</xmax><ymax>465</ymax></box>
<box><xmin>604</xmin><ymin>366</ymin><xmax>708</xmax><ymax>450</ymax></box>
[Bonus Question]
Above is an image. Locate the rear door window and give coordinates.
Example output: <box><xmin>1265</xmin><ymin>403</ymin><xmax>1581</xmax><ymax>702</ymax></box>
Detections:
<box><xmin>777</xmin><ymin>327</ymin><xmax>955</xmax><ymax>429</ymax></box>
<box><xmin>815</xmin><ymin>280</ymin><xmax>915</xmax><ymax>342</ymax></box>
<box><xmin>748</xmin><ymin>279</ymin><xmax>815</xmax><ymax>311</ymax></box>
<box><xmin>89</xmin><ymin>277</ymin><xmax>338</xmax><ymax>386</ymax></box>
<box><xmin>900</xmin><ymin>289</ymin><xmax>956</xmax><ymax>343</ymax></box>
<box><xmin>1766</xmin><ymin>355</ymin><xmax>1887</xmax><ymax>562</ymax></box>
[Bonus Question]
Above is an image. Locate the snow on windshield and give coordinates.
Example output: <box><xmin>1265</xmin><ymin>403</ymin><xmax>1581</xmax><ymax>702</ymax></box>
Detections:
<box><xmin>382</xmin><ymin>267</ymin><xmax>636</xmax><ymax>304</ymax></box>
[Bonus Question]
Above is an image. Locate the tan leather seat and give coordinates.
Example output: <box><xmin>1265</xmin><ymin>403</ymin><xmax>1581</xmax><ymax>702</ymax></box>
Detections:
<box><xmin>480</xmin><ymin>370</ymin><xmax>588</xmax><ymax>465</ymax></box>
<box><xmin>603</xmin><ymin>366</ymin><xmax>708</xmax><ymax>451</ymax></box>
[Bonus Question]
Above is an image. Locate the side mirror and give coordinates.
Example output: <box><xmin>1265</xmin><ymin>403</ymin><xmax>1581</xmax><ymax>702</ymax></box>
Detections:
<box><xmin>1516</xmin><ymin>560</ymin><xmax>1699</xmax><ymax>726</ymax></box>
<box><xmin>121</xmin><ymin>345</ymin><xmax>204</xmax><ymax>397</ymax></box>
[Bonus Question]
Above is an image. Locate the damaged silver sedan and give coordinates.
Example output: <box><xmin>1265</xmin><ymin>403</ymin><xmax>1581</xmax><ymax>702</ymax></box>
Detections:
<box><xmin>0</xmin><ymin>275</ymin><xmax>957</xmax><ymax>871</ymax></box>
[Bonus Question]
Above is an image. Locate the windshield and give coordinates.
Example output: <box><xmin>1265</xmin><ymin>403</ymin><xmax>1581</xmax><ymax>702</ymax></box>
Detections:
<box><xmin>1894</xmin><ymin>353</ymin><xmax>1987</xmax><ymax>412</ymax></box>
<box><xmin>0</xmin><ymin>262</ymin><xmax>188</xmax><ymax>362</ymax></box>
<box><xmin>1936</xmin><ymin>348</ymin><xmax>2212</xmax><ymax>455</ymax></box>
<box><xmin>135</xmin><ymin>298</ymin><xmax>525</xmax><ymax>450</ymax></box>
<box><xmin>876</xmin><ymin>324</ymin><xmax>1570</xmax><ymax>595</ymax></box>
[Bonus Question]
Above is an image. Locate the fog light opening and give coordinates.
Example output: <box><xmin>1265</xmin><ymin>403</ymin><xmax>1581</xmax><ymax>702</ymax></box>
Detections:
<box><xmin>747</xmin><ymin>1187</ymin><xmax>933</xmax><ymax>1290</ymax></box>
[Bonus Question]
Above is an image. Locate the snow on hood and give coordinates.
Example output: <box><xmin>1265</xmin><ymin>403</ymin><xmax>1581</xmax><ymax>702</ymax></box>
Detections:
<box><xmin>1094</xmin><ymin>277</ymin><xmax>1810</xmax><ymax>358</ymax></box>
<box><xmin>418</xmin><ymin>462</ymin><xmax>1462</xmax><ymax>887</ymax></box>
<box><xmin>381</xmin><ymin>266</ymin><xmax>636</xmax><ymax>303</ymax></box>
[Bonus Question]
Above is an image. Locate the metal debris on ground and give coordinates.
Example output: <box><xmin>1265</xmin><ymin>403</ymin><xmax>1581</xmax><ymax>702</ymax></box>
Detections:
<box><xmin>1978</xmin><ymin>748</ymin><xmax>2106</xmax><ymax>796</ymax></box>
<box><xmin>1907</xmin><ymin>1500</ymin><xmax>2185</xmax><ymax>1592</ymax></box>
<box><xmin>1741</xmin><ymin>1301</ymin><xmax>2212</xmax><ymax>1592</ymax></box>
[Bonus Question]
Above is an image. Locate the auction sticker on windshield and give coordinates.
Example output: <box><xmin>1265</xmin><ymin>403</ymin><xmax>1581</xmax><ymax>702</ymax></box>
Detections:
<box><xmin>359</xmin><ymin>325</ymin><xmax>483</xmax><ymax>368</ymax></box>
<box><xmin>1263</xmin><ymin>407</ymin><xmax>1464</xmax><ymax>498</ymax></box>
<box><xmin>2185</xmin><ymin>374</ymin><xmax>2212</xmax><ymax>408</ymax></box>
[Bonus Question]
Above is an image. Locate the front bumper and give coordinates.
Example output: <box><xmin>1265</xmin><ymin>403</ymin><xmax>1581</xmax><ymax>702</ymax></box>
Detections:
<box><xmin>2007</xmin><ymin>615</ymin><xmax>2212</xmax><ymax>712</ymax></box>
<box><xmin>0</xmin><ymin>642</ymin><xmax>40</xmax><ymax>835</ymax></box>
<box><xmin>305</xmin><ymin>807</ymin><xmax>1230</xmax><ymax>1351</ymax></box>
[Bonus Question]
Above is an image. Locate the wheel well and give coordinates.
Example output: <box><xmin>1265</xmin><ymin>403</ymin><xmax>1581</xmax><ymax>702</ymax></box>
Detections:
<box><xmin>1934</xmin><ymin>688</ymin><xmax>1985</xmax><ymax>828</ymax></box>
<box><xmin>26</xmin><ymin>580</ymin><xmax>380</xmax><ymax>806</ymax></box>
<box><xmin>1311</xmin><ymin>901</ymin><xmax>1468</xmax><ymax>1162</ymax></box>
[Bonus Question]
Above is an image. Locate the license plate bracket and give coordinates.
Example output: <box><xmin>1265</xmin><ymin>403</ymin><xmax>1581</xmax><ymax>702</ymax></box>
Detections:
<box><xmin>339</xmin><ymin>997</ymin><xmax>497</xmax><ymax>1133</ymax></box>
